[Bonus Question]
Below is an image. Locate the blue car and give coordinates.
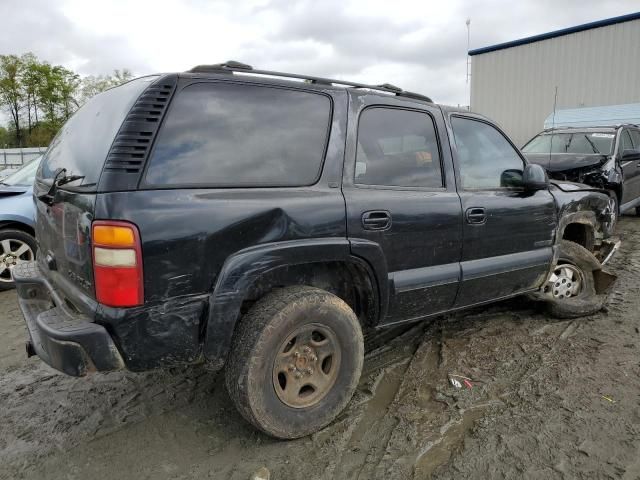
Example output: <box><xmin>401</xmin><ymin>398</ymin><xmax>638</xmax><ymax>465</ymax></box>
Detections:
<box><xmin>0</xmin><ymin>158</ymin><xmax>39</xmax><ymax>290</ymax></box>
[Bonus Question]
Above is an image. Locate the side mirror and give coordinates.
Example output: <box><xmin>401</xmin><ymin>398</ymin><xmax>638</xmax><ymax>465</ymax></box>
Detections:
<box><xmin>523</xmin><ymin>163</ymin><xmax>549</xmax><ymax>191</ymax></box>
<box><xmin>622</xmin><ymin>149</ymin><xmax>640</xmax><ymax>161</ymax></box>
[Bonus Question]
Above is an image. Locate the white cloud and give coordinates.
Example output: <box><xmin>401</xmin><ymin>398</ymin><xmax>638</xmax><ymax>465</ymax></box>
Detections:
<box><xmin>1</xmin><ymin>0</ymin><xmax>637</xmax><ymax>107</ymax></box>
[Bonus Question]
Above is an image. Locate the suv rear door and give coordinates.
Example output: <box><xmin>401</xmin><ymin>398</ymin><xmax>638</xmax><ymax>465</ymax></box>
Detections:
<box><xmin>448</xmin><ymin>114</ymin><xmax>556</xmax><ymax>307</ymax></box>
<box><xmin>343</xmin><ymin>98</ymin><xmax>462</xmax><ymax>324</ymax></box>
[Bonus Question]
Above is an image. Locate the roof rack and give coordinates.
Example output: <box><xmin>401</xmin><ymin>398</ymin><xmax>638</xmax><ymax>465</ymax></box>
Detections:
<box><xmin>187</xmin><ymin>61</ymin><xmax>433</xmax><ymax>103</ymax></box>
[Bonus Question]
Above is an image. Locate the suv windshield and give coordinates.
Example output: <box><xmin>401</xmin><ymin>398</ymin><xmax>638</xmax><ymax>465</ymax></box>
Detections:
<box><xmin>2</xmin><ymin>157</ymin><xmax>40</xmax><ymax>186</ymax></box>
<box><xmin>38</xmin><ymin>75</ymin><xmax>159</xmax><ymax>188</ymax></box>
<box><xmin>523</xmin><ymin>132</ymin><xmax>615</xmax><ymax>155</ymax></box>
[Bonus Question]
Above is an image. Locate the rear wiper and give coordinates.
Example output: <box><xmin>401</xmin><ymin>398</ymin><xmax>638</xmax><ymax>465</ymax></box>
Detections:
<box><xmin>37</xmin><ymin>169</ymin><xmax>85</xmax><ymax>206</ymax></box>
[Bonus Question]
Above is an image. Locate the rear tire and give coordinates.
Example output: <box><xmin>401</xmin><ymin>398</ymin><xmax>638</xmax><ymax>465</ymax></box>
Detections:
<box><xmin>0</xmin><ymin>229</ymin><xmax>37</xmax><ymax>291</ymax></box>
<box><xmin>545</xmin><ymin>240</ymin><xmax>606</xmax><ymax>319</ymax></box>
<box><xmin>225</xmin><ymin>286</ymin><xmax>364</xmax><ymax>439</ymax></box>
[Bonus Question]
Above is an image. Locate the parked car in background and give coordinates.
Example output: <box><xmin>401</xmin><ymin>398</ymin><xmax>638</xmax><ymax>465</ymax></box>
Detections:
<box><xmin>0</xmin><ymin>158</ymin><xmax>39</xmax><ymax>290</ymax></box>
<box><xmin>522</xmin><ymin>125</ymin><xmax>640</xmax><ymax>229</ymax></box>
<box><xmin>0</xmin><ymin>168</ymin><xmax>18</xmax><ymax>181</ymax></box>
<box><xmin>14</xmin><ymin>64</ymin><xmax>617</xmax><ymax>439</ymax></box>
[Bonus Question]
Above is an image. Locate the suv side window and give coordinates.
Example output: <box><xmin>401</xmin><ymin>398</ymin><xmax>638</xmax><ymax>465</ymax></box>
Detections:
<box><xmin>355</xmin><ymin>107</ymin><xmax>443</xmax><ymax>188</ymax></box>
<box><xmin>621</xmin><ymin>129</ymin><xmax>635</xmax><ymax>152</ymax></box>
<box><xmin>145</xmin><ymin>82</ymin><xmax>331</xmax><ymax>187</ymax></box>
<box><xmin>629</xmin><ymin>129</ymin><xmax>640</xmax><ymax>150</ymax></box>
<box><xmin>451</xmin><ymin>116</ymin><xmax>524</xmax><ymax>189</ymax></box>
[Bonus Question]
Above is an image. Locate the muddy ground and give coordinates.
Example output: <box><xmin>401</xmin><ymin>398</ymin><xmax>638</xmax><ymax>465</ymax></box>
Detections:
<box><xmin>1</xmin><ymin>217</ymin><xmax>639</xmax><ymax>480</ymax></box>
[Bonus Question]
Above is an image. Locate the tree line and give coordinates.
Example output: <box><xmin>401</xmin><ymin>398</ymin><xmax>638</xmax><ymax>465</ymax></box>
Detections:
<box><xmin>0</xmin><ymin>53</ymin><xmax>132</xmax><ymax>148</ymax></box>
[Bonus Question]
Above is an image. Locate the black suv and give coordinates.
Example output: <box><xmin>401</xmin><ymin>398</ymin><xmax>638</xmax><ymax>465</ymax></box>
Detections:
<box><xmin>522</xmin><ymin>125</ymin><xmax>640</xmax><ymax>226</ymax></box>
<box><xmin>15</xmin><ymin>62</ymin><xmax>617</xmax><ymax>439</ymax></box>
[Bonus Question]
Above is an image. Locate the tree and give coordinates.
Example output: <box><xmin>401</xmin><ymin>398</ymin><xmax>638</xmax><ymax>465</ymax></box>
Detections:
<box><xmin>0</xmin><ymin>52</ymin><xmax>133</xmax><ymax>147</ymax></box>
<box><xmin>0</xmin><ymin>55</ymin><xmax>25</xmax><ymax>146</ymax></box>
<box><xmin>79</xmin><ymin>68</ymin><xmax>133</xmax><ymax>105</ymax></box>
<box><xmin>21</xmin><ymin>53</ymin><xmax>43</xmax><ymax>133</ymax></box>
<box><xmin>0</xmin><ymin>125</ymin><xmax>10</xmax><ymax>147</ymax></box>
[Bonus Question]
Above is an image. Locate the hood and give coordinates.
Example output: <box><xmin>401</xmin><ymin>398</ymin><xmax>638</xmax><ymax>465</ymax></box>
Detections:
<box><xmin>525</xmin><ymin>153</ymin><xmax>608</xmax><ymax>172</ymax></box>
<box><xmin>0</xmin><ymin>185</ymin><xmax>30</xmax><ymax>197</ymax></box>
<box><xmin>550</xmin><ymin>180</ymin><xmax>605</xmax><ymax>193</ymax></box>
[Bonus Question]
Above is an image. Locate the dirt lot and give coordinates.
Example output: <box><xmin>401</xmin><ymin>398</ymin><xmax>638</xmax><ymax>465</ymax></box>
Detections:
<box><xmin>1</xmin><ymin>217</ymin><xmax>639</xmax><ymax>480</ymax></box>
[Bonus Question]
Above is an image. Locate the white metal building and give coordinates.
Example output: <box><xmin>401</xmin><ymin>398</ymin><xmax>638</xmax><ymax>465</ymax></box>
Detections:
<box><xmin>469</xmin><ymin>12</ymin><xmax>640</xmax><ymax>147</ymax></box>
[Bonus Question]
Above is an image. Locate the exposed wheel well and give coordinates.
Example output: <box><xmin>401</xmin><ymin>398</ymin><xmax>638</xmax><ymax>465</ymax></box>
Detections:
<box><xmin>0</xmin><ymin>221</ymin><xmax>35</xmax><ymax>237</ymax></box>
<box><xmin>241</xmin><ymin>261</ymin><xmax>379</xmax><ymax>327</ymax></box>
<box><xmin>562</xmin><ymin>222</ymin><xmax>595</xmax><ymax>251</ymax></box>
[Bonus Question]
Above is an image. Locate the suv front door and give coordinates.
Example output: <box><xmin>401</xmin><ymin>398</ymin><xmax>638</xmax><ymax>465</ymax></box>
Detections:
<box><xmin>343</xmin><ymin>99</ymin><xmax>462</xmax><ymax>325</ymax></box>
<box><xmin>449</xmin><ymin>115</ymin><xmax>557</xmax><ymax>307</ymax></box>
<box><xmin>620</xmin><ymin>128</ymin><xmax>640</xmax><ymax>207</ymax></box>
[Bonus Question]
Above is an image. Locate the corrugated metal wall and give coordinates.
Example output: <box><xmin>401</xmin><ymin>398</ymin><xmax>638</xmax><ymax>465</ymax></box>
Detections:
<box><xmin>470</xmin><ymin>18</ymin><xmax>640</xmax><ymax>147</ymax></box>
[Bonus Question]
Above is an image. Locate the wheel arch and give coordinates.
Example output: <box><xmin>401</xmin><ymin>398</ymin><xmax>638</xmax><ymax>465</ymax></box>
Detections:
<box><xmin>202</xmin><ymin>239</ymin><xmax>384</xmax><ymax>369</ymax></box>
<box><xmin>0</xmin><ymin>220</ymin><xmax>35</xmax><ymax>237</ymax></box>
<box><xmin>557</xmin><ymin>211</ymin><xmax>599</xmax><ymax>252</ymax></box>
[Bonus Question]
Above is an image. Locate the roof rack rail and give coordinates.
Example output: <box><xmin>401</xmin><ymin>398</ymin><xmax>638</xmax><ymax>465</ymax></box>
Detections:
<box><xmin>187</xmin><ymin>61</ymin><xmax>433</xmax><ymax>103</ymax></box>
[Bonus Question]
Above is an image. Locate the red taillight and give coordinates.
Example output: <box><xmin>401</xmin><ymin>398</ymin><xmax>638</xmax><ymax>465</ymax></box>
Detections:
<box><xmin>92</xmin><ymin>221</ymin><xmax>143</xmax><ymax>307</ymax></box>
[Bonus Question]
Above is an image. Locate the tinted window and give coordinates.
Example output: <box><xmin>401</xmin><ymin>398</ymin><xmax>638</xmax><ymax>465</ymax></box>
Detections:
<box><xmin>355</xmin><ymin>108</ymin><xmax>442</xmax><ymax>188</ymax></box>
<box><xmin>39</xmin><ymin>76</ymin><xmax>158</xmax><ymax>187</ymax></box>
<box><xmin>522</xmin><ymin>132</ymin><xmax>614</xmax><ymax>154</ymax></box>
<box><xmin>145</xmin><ymin>83</ymin><xmax>331</xmax><ymax>187</ymax></box>
<box><xmin>630</xmin><ymin>130</ymin><xmax>640</xmax><ymax>149</ymax></box>
<box><xmin>620</xmin><ymin>130</ymin><xmax>634</xmax><ymax>152</ymax></box>
<box><xmin>451</xmin><ymin>117</ymin><xmax>524</xmax><ymax>189</ymax></box>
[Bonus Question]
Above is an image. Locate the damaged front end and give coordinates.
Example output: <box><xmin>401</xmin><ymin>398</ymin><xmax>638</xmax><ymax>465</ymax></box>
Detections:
<box><xmin>525</xmin><ymin>153</ymin><xmax>622</xmax><ymax>193</ymax></box>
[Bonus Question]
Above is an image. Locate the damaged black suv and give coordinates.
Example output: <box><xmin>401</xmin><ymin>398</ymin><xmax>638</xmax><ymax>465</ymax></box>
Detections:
<box><xmin>523</xmin><ymin>125</ymin><xmax>640</xmax><ymax>227</ymax></box>
<box><xmin>15</xmin><ymin>62</ymin><xmax>617</xmax><ymax>439</ymax></box>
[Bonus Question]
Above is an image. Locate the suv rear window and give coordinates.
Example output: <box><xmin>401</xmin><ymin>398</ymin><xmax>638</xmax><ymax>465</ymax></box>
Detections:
<box><xmin>144</xmin><ymin>82</ymin><xmax>331</xmax><ymax>187</ymax></box>
<box><xmin>39</xmin><ymin>76</ymin><xmax>159</xmax><ymax>187</ymax></box>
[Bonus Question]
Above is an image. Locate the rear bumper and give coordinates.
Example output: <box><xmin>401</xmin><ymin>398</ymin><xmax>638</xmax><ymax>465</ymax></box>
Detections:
<box><xmin>14</xmin><ymin>261</ymin><xmax>125</xmax><ymax>376</ymax></box>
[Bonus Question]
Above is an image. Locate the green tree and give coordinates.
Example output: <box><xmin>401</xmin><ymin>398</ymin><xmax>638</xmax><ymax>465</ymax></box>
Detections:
<box><xmin>0</xmin><ymin>125</ymin><xmax>10</xmax><ymax>147</ymax></box>
<box><xmin>0</xmin><ymin>55</ymin><xmax>25</xmax><ymax>146</ymax></box>
<box><xmin>79</xmin><ymin>68</ymin><xmax>133</xmax><ymax>105</ymax></box>
<box><xmin>0</xmin><ymin>52</ymin><xmax>133</xmax><ymax>146</ymax></box>
<box><xmin>21</xmin><ymin>53</ymin><xmax>43</xmax><ymax>133</ymax></box>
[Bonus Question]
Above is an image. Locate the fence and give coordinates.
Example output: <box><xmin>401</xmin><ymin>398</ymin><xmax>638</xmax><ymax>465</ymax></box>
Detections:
<box><xmin>0</xmin><ymin>147</ymin><xmax>47</xmax><ymax>168</ymax></box>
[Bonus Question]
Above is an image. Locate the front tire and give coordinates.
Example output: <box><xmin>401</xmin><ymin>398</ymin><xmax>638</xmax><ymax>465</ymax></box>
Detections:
<box><xmin>225</xmin><ymin>286</ymin><xmax>364</xmax><ymax>439</ymax></box>
<box><xmin>0</xmin><ymin>229</ymin><xmax>37</xmax><ymax>291</ymax></box>
<box><xmin>604</xmin><ymin>191</ymin><xmax>618</xmax><ymax>235</ymax></box>
<box><xmin>544</xmin><ymin>240</ymin><xmax>606</xmax><ymax>319</ymax></box>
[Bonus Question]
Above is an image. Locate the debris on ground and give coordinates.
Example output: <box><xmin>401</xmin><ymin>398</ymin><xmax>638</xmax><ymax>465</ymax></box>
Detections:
<box><xmin>1</xmin><ymin>217</ymin><xmax>639</xmax><ymax>479</ymax></box>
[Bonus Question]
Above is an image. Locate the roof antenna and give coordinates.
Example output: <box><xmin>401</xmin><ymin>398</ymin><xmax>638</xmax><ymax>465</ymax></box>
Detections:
<box><xmin>548</xmin><ymin>86</ymin><xmax>558</xmax><ymax>169</ymax></box>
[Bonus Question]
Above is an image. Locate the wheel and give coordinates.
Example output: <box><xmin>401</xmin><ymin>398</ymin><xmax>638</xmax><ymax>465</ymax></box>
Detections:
<box><xmin>635</xmin><ymin>206</ymin><xmax>640</xmax><ymax>216</ymax></box>
<box><xmin>603</xmin><ymin>192</ymin><xmax>618</xmax><ymax>235</ymax></box>
<box><xmin>543</xmin><ymin>240</ymin><xmax>606</xmax><ymax>319</ymax></box>
<box><xmin>0</xmin><ymin>229</ymin><xmax>36</xmax><ymax>291</ymax></box>
<box><xmin>225</xmin><ymin>286</ymin><xmax>364</xmax><ymax>439</ymax></box>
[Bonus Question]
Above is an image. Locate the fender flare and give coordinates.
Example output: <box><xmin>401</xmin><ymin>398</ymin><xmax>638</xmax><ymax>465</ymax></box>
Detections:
<box><xmin>202</xmin><ymin>238</ymin><xmax>386</xmax><ymax>367</ymax></box>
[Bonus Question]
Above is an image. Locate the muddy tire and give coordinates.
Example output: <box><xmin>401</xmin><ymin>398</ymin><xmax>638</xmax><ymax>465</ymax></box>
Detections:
<box><xmin>545</xmin><ymin>240</ymin><xmax>606</xmax><ymax>319</ymax></box>
<box><xmin>225</xmin><ymin>286</ymin><xmax>364</xmax><ymax>439</ymax></box>
<box><xmin>0</xmin><ymin>229</ymin><xmax>37</xmax><ymax>291</ymax></box>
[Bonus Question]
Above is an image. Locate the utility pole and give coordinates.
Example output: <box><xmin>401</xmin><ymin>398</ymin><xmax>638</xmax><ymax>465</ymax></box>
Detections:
<box><xmin>466</xmin><ymin>18</ymin><xmax>471</xmax><ymax>110</ymax></box>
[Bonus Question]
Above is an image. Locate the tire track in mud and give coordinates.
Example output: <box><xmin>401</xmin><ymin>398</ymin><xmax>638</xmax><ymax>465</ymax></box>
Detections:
<box><xmin>0</xmin><ymin>359</ymin><xmax>219</xmax><ymax>479</ymax></box>
<box><xmin>3</xmin><ymin>218</ymin><xmax>640</xmax><ymax>480</ymax></box>
<box><xmin>432</xmin><ymin>216</ymin><xmax>640</xmax><ymax>479</ymax></box>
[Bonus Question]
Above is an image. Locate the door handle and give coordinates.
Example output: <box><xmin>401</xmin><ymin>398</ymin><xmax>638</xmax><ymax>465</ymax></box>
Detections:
<box><xmin>362</xmin><ymin>210</ymin><xmax>392</xmax><ymax>230</ymax></box>
<box><xmin>465</xmin><ymin>207</ymin><xmax>487</xmax><ymax>225</ymax></box>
